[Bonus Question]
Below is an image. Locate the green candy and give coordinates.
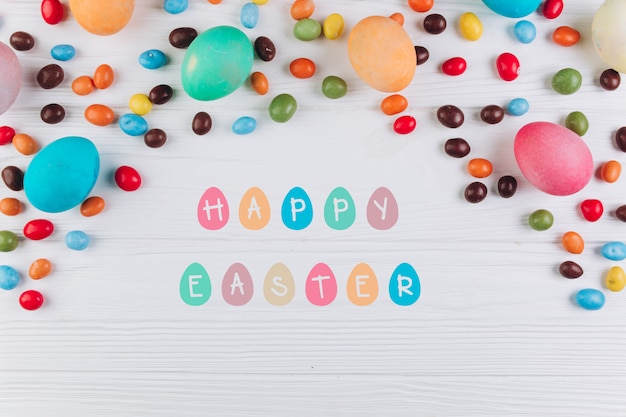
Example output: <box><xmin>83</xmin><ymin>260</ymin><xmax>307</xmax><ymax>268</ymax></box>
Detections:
<box><xmin>293</xmin><ymin>18</ymin><xmax>322</xmax><ymax>41</ymax></box>
<box><xmin>321</xmin><ymin>75</ymin><xmax>348</xmax><ymax>99</ymax></box>
<box><xmin>0</xmin><ymin>230</ymin><xmax>18</xmax><ymax>252</ymax></box>
<box><xmin>269</xmin><ymin>93</ymin><xmax>297</xmax><ymax>123</ymax></box>
<box><xmin>528</xmin><ymin>209</ymin><xmax>554</xmax><ymax>231</ymax></box>
<box><xmin>551</xmin><ymin>68</ymin><xmax>582</xmax><ymax>95</ymax></box>
<box><xmin>565</xmin><ymin>111</ymin><xmax>589</xmax><ymax>136</ymax></box>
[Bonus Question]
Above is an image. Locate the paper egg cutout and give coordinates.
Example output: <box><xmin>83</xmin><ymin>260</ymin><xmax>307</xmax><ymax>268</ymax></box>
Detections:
<box><xmin>24</xmin><ymin>136</ymin><xmax>100</xmax><ymax>213</ymax></box>
<box><xmin>0</xmin><ymin>41</ymin><xmax>22</xmax><ymax>116</ymax></box>
<box><xmin>481</xmin><ymin>0</ymin><xmax>541</xmax><ymax>18</ymax></box>
<box><xmin>514</xmin><ymin>122</ymin><xmax>593</xmax><ymax>196</ymax></box>
<box><xmin>592</xmin><ymin>0</ymin><xmax>626</xmax><ymax>73</ymax></box>
<box><xmin>69</xmin><ymin>0</ymin><xmax>135</xmax><ymax>36</ymax></box>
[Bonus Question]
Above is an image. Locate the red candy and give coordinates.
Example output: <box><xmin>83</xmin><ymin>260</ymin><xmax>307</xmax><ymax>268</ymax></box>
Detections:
<box><xmin>23</xmin><ymin>219</ymin><xmax>54</xmax><ymax>240</ymax></box>
<box><xmin>441</xmin><ymin>57</ymin><xmax>467</xmax><ymax>76</ymax></box>
<box><xmin>580</xmin><ymin>199</ymin><xmax>603</xmax><ymax>222</ymax></box>
<box><xmin>0</xmin><ymin>126</ymin><xmax>16</xmax><ymax>146</ymax></box>
<box><xmin>543</xmin><ymin>0</ymin><xmax>564</xmax><ymax>19</ymax></box>
<box><xmin>19</xmin><ymin>290</ymin><xmax>44</xmax><ymax>311</ymax></box>
<box><xmin>115</xmin><ymin>165</ymin><xmax>142</xmax><ymax>191</ymax></box>
<box><xmin>393</xmin><ymin>115</ymin><xmax>416</xmax><ymax>134</ymax></box>
<box><xmin>496</xmin><ymin>52</ymin><xmax>520</xmax><ymax>82</ymax></box>
<box><xmin>41</xmin><ymin>0</ymin><xmax>64</xmax><ymax>25</ymax></box>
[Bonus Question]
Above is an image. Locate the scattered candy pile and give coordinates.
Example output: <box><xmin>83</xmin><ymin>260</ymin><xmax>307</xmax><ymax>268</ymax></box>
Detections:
<box><xmin>1</xmin><ymin>0</ymin><xmax>626</xmax><ymax>311</ymax></box>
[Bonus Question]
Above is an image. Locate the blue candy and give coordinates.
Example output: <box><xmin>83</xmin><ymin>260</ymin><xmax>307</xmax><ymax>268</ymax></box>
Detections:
<box><xmin>66</xmin><ymin>230</ymin><xmax>90</xmax><ymax>251</ymax></box>
<box><xmin>50</xmin><ymin>44</ymin><xmax>76</xmax><ymax>61</ymax></box>
<box><xmin>0</xmin><ymin>265</ymin><xmax>20</xmax><ymax>290</ymax></box>
<box><xmin>119</xmin><ymin>113</ymin><xmax>149</xmax><ymax>136</ymax></box>
<box><xmin>513</xmin><ymin>20</ymin><xmax>536</xmax><ymax>44</ymax></box>
<box><xmin>601</xmin><ymin>241</ymin><xmax>626</xmax><ymax>261</ymax></box>
<box><xmin>139</xmin><ymin>49</ymin><xmax>167</xmax><ymax>70</ymax></box>
<box><xmin>240</xmin><ymin>2</ymin><xmax>260</xmax><ymax>29</ymax></box>
<box><xmin>507</xmin><ymin>97</ymin><xmax>529</xmax><ymax>116</ymax></box>
<box><xmin>575</xmin><ymin>288</ymin><xmax>605</xmax><ymax>311</ymax></box>
<box><xmin>164</xmin><ymin>0</ymin><xmax>188</xmax><ymax>14</ymax></box>
<box><xmin>232</xmin><ymin>116</ymin><xmax>257</xmax><ymax>135</ymax></box>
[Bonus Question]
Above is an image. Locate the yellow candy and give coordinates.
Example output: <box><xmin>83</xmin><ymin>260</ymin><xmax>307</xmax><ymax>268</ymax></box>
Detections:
<box><xmin>606</xmin><ymin>266</ymin><xmax>626</xmax><ymax>292</ymax></box>
<box><xmin>129</xmin><ymin>93</ymin><xmax>152</xmax><ymax>116</ymax></box>
<box><xmin>459</xmin><ymin>12</ymin><xmax>483</xmax><ymax>41</ymax></box>
<box><xmin>252</xmin><ymin>0</ymin><xmax>269</xmax><ymax>4</ymax></box>
<box><xmin>323</xmin><ymin>13</ymin><xmax>344</xmax><ymax>40</ymax></box>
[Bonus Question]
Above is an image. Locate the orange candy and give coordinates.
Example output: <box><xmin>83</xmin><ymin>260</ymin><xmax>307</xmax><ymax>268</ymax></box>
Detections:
<box><xmin>85</xmin><ymin>104</ymin><xmax>115</xmax><ymax>126</ymax></box>
<box><xmin>600</xmin><ymin>160</ymin><xmax>622</xmax><ymax>183</ymax></box>
<box><xmin>467</xmin><ymin>158</ymin><xmax>493</xmax><ymax>178</ymax></box>
<box><xmin>207</xmin><ymin>0</ymin><xmax>222</xmax><ymax>3</ymax></box>
<box><xmin>250</xmin><ymin>71</ymin><xmax>269</xmax><ymax>95</ymax></box>
<box><xmin>0</xmin><ymin>197</ymin><xmax>22</xmax><ymax>216</ymax></box>
<box><xmin>553</xmin><ymin>26</ymin><xmax>581</xmax><ymax>47</ymax></box>
<box><xmin>290</xmin><ymin>0</ymin><xmax>314</xmax><ymax>20</ymax></box>
<box><xmin>12</xmin><ymin>133</ymin><xmax>38</xmax><ymax>155</ymax></box>
<box><xmin>408</xmin><ymin>0</ymin><xmax>434</xmax><ymax>12</ymax></box>
<box><xmin>80</xmin><ymin>196</ymin><xmax>106</xmax><ymax>217</ymax></box>
<box><xmin>380</xmin><ymin>94</ymin><xmax>408</xmax><ymax>115</ymax></box>
<box><xmin>562</xmin><ymin>231</ymin><xmax>584</xmax><ymax>254</ymax></box>
<box><xmin>93</xmin><ymin>64</ymin><xmax>115</xmax><ymax>89</ymax></box>
<box><xmin>289</xmin><ymin>57</ymin><xmax>316</xmax><ymax>79</ymax></box>
<box><xmin>72</xmin><ymin>75</ymin><xmax>95</xmax><ymax>96</ymax></box>
<box><xmin>29</xmin><ymin>258</ymin><xmax>52</xmax><ymax>280</ymax></box>
<box><xmin>389</xmin><ymin>12</ymin><xmax>404</xmax><ymax>26</ymax></box>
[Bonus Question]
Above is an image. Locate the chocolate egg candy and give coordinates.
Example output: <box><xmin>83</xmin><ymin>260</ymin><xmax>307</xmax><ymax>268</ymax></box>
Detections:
<box><xmin>169</xmin><ymin>27</ymin><xmax>197</xmax><ymax>49</ymax></box>
<box><xmin>437</xmin><ymin>105</ymin><xmax>464</xmax><ymax>128</ymax></box>
<box><xmin>36</xmin><ymin>64</ymin><xmax>64</xmax><ymax>89</ymax></box>
<box><xmin>192</xmin><ymin>112</ymin><xmax>212</xmax><ymax>135</ymax></box>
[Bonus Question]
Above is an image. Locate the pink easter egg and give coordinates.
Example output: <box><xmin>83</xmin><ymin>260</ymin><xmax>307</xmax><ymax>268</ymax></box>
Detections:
<box><xmin>0</xmin><ymin>41</ymin><xmax>22</xmax><ymax>115</ymax></box>
<box><xmin>514</xmin><ymin>121</ymin><xmax>593</xmax><ymax>196</ymax></box>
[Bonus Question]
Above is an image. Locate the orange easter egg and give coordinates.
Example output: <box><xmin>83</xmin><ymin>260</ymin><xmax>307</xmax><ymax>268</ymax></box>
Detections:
<box><xmin>69</xmin><ymin>0</ymin><xmax>135</xmax><ymax>36</ymax></box>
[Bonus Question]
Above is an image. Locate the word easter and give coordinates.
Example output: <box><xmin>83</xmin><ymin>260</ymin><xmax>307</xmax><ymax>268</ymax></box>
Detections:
<box><xmin>197</xmin><ymin>186</ymin><xmax>399</xmax><ymax>231</ymax></box>
<box><xmin>179</xmin><ymin>262</ymin><xmax>421</xmax><ymax>307</ymax></box>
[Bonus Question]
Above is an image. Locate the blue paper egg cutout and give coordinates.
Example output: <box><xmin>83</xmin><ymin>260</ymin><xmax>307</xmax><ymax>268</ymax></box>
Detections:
<box><xmin>482</xmin><ymin>0</ymin><xmax>541</xmax><ymax>18</ymax></box>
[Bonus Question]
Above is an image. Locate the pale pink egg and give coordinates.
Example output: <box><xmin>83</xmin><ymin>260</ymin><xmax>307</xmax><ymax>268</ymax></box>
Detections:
<box><xmin>0</xmin><ymin>41</ymin><xmax>22</xmax><ymax>115</ymax></box>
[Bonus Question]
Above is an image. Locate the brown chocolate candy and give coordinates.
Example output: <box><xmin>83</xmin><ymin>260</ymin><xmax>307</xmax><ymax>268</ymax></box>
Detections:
<box><xmin>437</xmin><ymin>105</ymin><xmax>464</xmax><ymax>128</ymax></box>
<box><xmin>144</xmin><ymin>128</ymin><xmax>167</xmax><ymax>148</ymax></box>
<box><xmin>559</xmin><ymin>261</ymin><xmax>583</xmax><ymax>279</ymax></box>
<box><xmin>9</xmin><ymin>31</ymin><xmax>35</xmax><ymax>51</ymax></box>
<box><xmin>2</xmin><ymin>166</ymin><xmax>24</xmax><ymax>191</ymax></box>
<box><xmin>497</xmin><ymin>175</ymin><xmax>517</xmax><ymax>198</ymax></box>
<box><xmin>414</xmin><ymin>45</ymin><xmax>429</xmax><ymax>66</ymax></box>
<box><xmin>464</xmin><ymin>182</ymin><xmax>487</xmax><ymax>203</ymax></box>
<box><xmin>480</xmin><ymin>105</ymin><xmax>505</xmax><ymax>124</ymax></box>
<box><xmin>36</xmin><ymin>64</ymin><xmax>64</xmax><ymax>89</ymax></box>
<box><xmin>192</xmin><ymin>111</ymin><xmax>212</xmax><ymax>135</ymax></box>
<box><xmin>169</xmin><ymin>27</ymin><xmax>198</xmax><ymax>49</ymax></box>
<box><xmin>600</xmin><ymin>68</ymin><xmax>621</xmax><ymax>91</ymax></box>
<box><xmin>444</xmin><ymin>138</ymin><xmax>470</xmax><ymax>158</ymax></box>
<box><xmin>40</xmin><ymin>103</ymin><xmax>65</xmax><ymax>124</ymax></box>
<box><xmin>254</xmin><ymin>36</ymin><xmax>276</xmax><ymax>62</ymax></box>
<box><xmin>423</xmin><ymin>14</ymin><xmax>446</xmax><ymax>34</ymax></box>
<box><xmin>149</xmin><ymin>84</ymin><xmax>174</xmax><ymax>105</ymax></box>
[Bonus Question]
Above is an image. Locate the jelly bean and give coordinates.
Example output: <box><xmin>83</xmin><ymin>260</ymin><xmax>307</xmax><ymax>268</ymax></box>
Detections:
<box><xmin>444</xmin><ymin>138</ymin><xmax>470</xmax><ymax>158</ymax></box>
<box><xmin>464</xmin><ymin>182</ymin><xmax>487</xmax><ymax>203</ymax></box>
<box><xmin>115</xmin><ymin>166</ymin><xmax>142</xmax><ymax>191</ymax></box>
<box><xmin>437</xmin><ymin>105</ymin><xmax>464</xmax><ymax>128</ymax></box>
<box><xmin>513</xmin><ymin>20</ymin><xmax>536</xmax><ymax>44</ymax></box>
<box><xmin>207</xmin><ymin>0</ymin><xmax>222</xmax><ymax>4</ymax></box>
<box><xmin>252</xmin><ymin>0</ymin><xmax>268</xmax><ymax>4</ymax></box>
<box><xmin>381</xmin><ymin>94</ymin><xmax>408</xmax><ymax>116</ymax></box>
<box><xmin>424</xmin><ymin>14</ymin><xmax>447</xmax><ymax>34</ymax></box>
<box><xmin>606</xmin><ymin>266</ymin><xmax>626</xmax><ymax>292</ymax></box>
<box><xmin>139</xmin><ymin>49</ymin><xmax>167</xmax><ymax>70</ymax></box>
<box><xmin>580</xmin><ymin>199</ymin><xmax>603</xmax><ymax>222</ymax></box>
<box><xmin>289</xmin><ymin>57</ymin><xmax>316</xmax><ymax>79</ymax></box>
<box><xmin>389</xmin><ymin>13</ymin><xmax>404</xmax><ymax>26</ymax></box>
<box><xmin>459</xmin><ymin>12</ymin><xmax>483</xmax><ymax>41</ymax></box>
<box><xmin>415</xmin><ymin>46</ymin><xmax>429</xmax><ymax>65</ymax></box>
<box><xmin>321</xmin><ymin>75</ymin><xmax>347</xmax><ymax>99</ymax></box>
<box><xmin>0</xmin><ymin>230</ymin><xmax>19</xmax><ymax>252</ymax></box>
<box><xmin>543</xmin><ymin>0</ymin><xmax>564</xmax><ymax>19</ymax></box>
<box><xmin>575</xmin><ymin>288</ymin><xmax>605</xmax><ymax>311</ymax></box>
<box><xmin>19</xmin><ymin>290</ymin><xmax>44</xmax><ymax>310</ymax></box>
<box><xmin>323</xmin><ymin>13</ymin><xmax>344</xmax><ymax>40</ymax></box>
<box><xmin>50</xmin><ymin>44</ymin><xmax>76</xmax><ymax>61</ymax></box>
<box><xmin>149</xmin><ymin>84</ymin><xmax>174</xmax><ymax>105</ymax></box>
<box><xmin>600</xmin><ymin>69</ymin><xmax>621</xmax><ymax>91</ymax></box>
<box><xmin>72</xmin><ymin>75</ymin><xmax>95</xmax><ymax>96</ymax></box>
<box><xmin>129</xmin><ymin>94</ymin><xmax>152</xmax><ymax>116</ymax></box>
<box><xmin>562</xmin><ymin>231</ymin><xmax>584</xmax><ymax>254</ymax></box>
<box><xmin>144</xmin><ymin>129</ymin><xmax>167</xmax><ymax>148</ymax></box>
<box><xmin>507</xmin><ymin>98</ymin><xmax>529</xmax><ymax>116</ymax></box>
<box><xmin>0</xmin><ymin>126</ymin><xmax>16</xmax><ymax>145</ymax></box>
<box><xmin>552</xmin><ymin>68</ymin><xmax>582</xmax><ymax>95</ymax></box>
<box><xmin>250</xmin><ymin>71</ymin><xmax>269</xmax><ymax>95</ymax></box>
<box><xmin>80</xmin><ymin>196</ymin><xmax>105</xmax><ymax>217</ymax></box>
<box><xmin>192</xmin><ymin>112</ymin><xmax>212</xmax><ymax>135</ymax></box>
<box><xmin>616</xmin><ymin>127</ymin><xmax>626</xmax><ymax>152</ymax></box>
<box><xmin>442</xmin><ymin>57</ymin><xmax>466</xmax><ymax>76</ymax></box>
<box><xmin>393</xmin><ymin>115</ymin><xmax>416</xmax><ymax>134</ymax></box>
<box><xmin>41</xmin><ymin>0</ymin><xmax>64</xmax><ymax>24</ymax></box>
<box><xmin>290</xmin><ymin>0</ymin><xmax>314</xmax><ymax>20</ymax></box>
<box><xmin>559</xmin><ymin>261</ymin><xmax>583</xmax><ymax>279</ymax></box>
<box><xmin>293</xmin><ymin>18</ymin><xmax>322</xmax><ymax>41</ymax></box>
<box><xmin>169</xmin><ymin>27</ymin><xmax>198</xmax><ymax>49</ymax></box>
<box><xmin>84</xmin><ymin>104</ymin><xmax>115</xmax><ymax>126</ymax></box>
<box><xmin>163</xmin><ymin>0</ymin><xmax>188</xmax><ymax>14</ymax></box>
<box><xmin>497</xmin><ymin>175</ymin><xmax>517</xmax><ymax>198</ymax></box>
<box><xmin>602</xmin><ymin>241</ymin><xmax>626</xmax><ymax>261</ymax></box>
<box><xmin>10</xmin><ymin>31</ymin><xmax>35</xmax><ymax>51</ymax></box>
<box><xmin>467</xmin><ymin>158</ymin><xmax>493</xmax><ymax>178</ymax></box>
<box><xmin>119</xmin><ymin>113</ymin><xmax>149</xmax><ymax>136</ymax></box>
<box><xmin>29</xmin><ymin>258</ymin><xmax>52</xmax><ymax>280</ymax></box>
<box><xmin>40</xmin><ymin>103</ymin><xmax>65</xmax><ymax>124</ymax></box>
<box><xmin>0</xmin><ymin>198</ymin><xmax>22</xmax><ymax>216</ymax></box>
<box><xmin>65</xmin><ymin>230</ymin><xmax>90</xmax><ymax>250</ymax></box>
<box><xmin>553</xmin><ymin>26</ymin><xmax>581</xmax><ymax>47</ymax></box>
<box><xmin>2</xmin><ymin>166</ymin><xmax>24</xmax><ymax>191</ymax></box>
<box><xmin>565</xmin><ymin>111</ymin><xmax>589</xmax><ymax>136</ymax></box>
<box><xmin>23</xmin><ymin>219</ymin><xmax>54</xmax><ymax>240</ymax></box>
<box><xmin>601</xmin><ymin>160</ymin><xmax>622</xmax><ymax>183</ymax></box>
<box><xmin>232</xmin><ymin>116</ymin><xmax>257</xmax><ymax>135</ymax></box>
<box><xmin>269</xmin><ymin>93</ymin><xmax>297</xmax><ymax>123</ymax></box>
<box><xmin>240</xmin><ymin>2</ymin><xmax>260</xmax><ymax>29</ymax></box>
<box><xmin>496</xmin><ymin>52</ymin><xmax>520</xmax><ymax>82</ymax></box>
<box><xmin>528</xmin><ymin>209</ymin><xmax>553</xmax><ymax>231</ymax></box>
<box><xmin>407</xmin><ymin>0</ymin><xmax>434</xmax><ymax>12</ymax></box>
<box><xmin>12</xmin><ymin>133</ymin><xmax>39</xmax><ymax>156</ymax></box>
<box><xmin>37</xmin><ymin>64</ymin><xmax>64</xmax><ymax>89</ymax></box>
<box><xmin>0</xmin><ymin>265</ymin><xmax>20</xmax><ymax>290</ymax></box>
<box><xmin>480</xmin><ymin>105</ymin><xmax>504</xmax><ymax>124</ymax></box>
<box><xmin>617</xmin><ymin>205</ymin><xmax>626</xmax><ymax>222</ymax></box>
<box><xmin>254</xmin><ymin>36</ymin><xmax>276</xmax><ymax>61</ymax></box>
<box><xmin>93</xmin><ymin>64</ymin><xmax>114</xmax><ymax>89</ymax></box>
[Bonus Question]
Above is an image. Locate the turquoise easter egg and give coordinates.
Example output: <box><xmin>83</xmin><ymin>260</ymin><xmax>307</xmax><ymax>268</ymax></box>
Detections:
<box><xmin>0</xmin><ymin>41</ymin><xmax>22</xmax><ymax>115</ymax></box>
<box><xmin>181</xmin><ymin>26</ymin><xmax>253</xmax><ymax>101</ymax></box>
<box><xmin>24</xmin><ymin>136</ymin><xmax>100</xmax><ymax>213</ymax></box>
<box><xmin>482</xmin><ymin>0</ymin><xmax>541</xmax><ymax>18</ymax></box>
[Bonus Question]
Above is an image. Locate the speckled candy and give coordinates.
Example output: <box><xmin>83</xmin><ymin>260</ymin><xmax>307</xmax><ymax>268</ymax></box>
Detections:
<box><xmin>0</xmin><ymin>41</ymin><xmax>22</xmax><ymax>116</ymax></box>
<box><xmin>514</xmin><ymin>122</ymin><xmax>593</xmax><ymax>196</ymax></box>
